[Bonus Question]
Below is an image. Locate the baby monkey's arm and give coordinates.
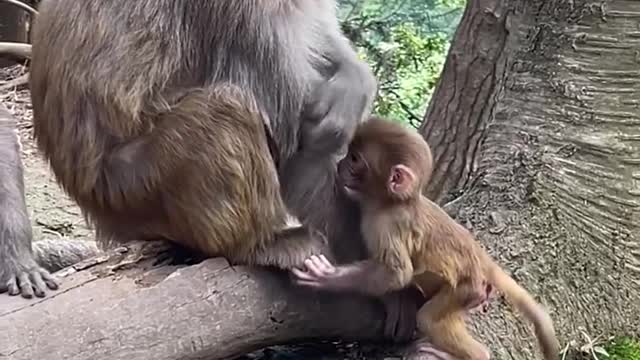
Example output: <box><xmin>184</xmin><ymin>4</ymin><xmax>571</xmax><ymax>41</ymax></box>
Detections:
<box><xmin>291</xmin><ymin>245</ymin><xmax>414</xmax><ymax>297</ymax></box>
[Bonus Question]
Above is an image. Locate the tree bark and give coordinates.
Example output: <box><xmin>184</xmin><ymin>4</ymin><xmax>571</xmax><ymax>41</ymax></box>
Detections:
<box><xmin>0</xmin><ymin>42</ymin><xmax>31</xmax><ymax>60</ymax></box>
<box><xmin>422</xmin><ymin>0</ymin><xmax>640</xmax><ymax>358</ymax></box>
<box><xmin>1</xmin><ymin>241</ymin><xmax>390</xmax><ymax>360</ymax></box>
<box><xmin>0</xmin><ymin>1</ymin><xmax>28</xmax><ymax>67</ymax></box>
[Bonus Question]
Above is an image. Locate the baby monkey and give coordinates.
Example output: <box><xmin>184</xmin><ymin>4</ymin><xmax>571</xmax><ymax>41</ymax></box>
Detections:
<box><xmin>292</xmin><ymin>117</ymin><xmax>560</xmax><ymax>360</ymax></box>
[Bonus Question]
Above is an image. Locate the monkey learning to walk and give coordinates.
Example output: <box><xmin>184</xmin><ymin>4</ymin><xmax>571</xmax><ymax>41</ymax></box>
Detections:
<box><xmin>292</xmin><ymin>117</ymin><xmax>560</xmax><ymax>360</ymax></box>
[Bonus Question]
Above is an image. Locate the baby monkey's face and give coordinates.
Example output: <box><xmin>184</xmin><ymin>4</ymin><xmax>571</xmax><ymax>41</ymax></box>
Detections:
<box><xmin>337</xmin><ymin>141</ymin><xmax>394</xmax><ymax>204</ymax></box>
<box><xmin>338</xmin><ymin>116</ymin><xmax>431</xmax><ymax>205</ymax></box>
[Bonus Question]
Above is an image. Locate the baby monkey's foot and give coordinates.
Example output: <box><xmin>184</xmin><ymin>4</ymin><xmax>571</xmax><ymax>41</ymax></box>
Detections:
<box><xmin>382</xmin><ymin>287</ymin><xmax>423</xmax><ymax>343</ymax></box>
<box><xmin>465</xmin><ymin>282</ymin><xmax>495</xmax><ymax>317</ymax></box>
<box><xmin>403</xmin><ymin>341</ymin><xmax>457</xmax><ymax>360</ymax></box>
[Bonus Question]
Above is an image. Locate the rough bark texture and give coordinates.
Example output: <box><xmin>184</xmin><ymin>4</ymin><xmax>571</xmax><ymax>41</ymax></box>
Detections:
<box><xmin>422</xmin><ymin>0</ymin><xmax>640</xmax><ymax>358</ymax></box>
<box><xmin>0</xmin><ymin>241</ymin><xmax>392</xmax><ymax>360</ymax></box>
<box><xmin>420</xmin><ymin>0</ymin><xmax>509</xmax><ymax>205</ymax></box>
<box><xmin>0</xmin><ymin>2</ymin><xmax>28</xmax><ymax>67</ymax></box>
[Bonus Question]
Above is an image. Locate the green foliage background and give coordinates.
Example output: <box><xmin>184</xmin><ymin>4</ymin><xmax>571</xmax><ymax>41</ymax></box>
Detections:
<box><xmin>338</xmin><ymin>0</ymin><xmax>465</xmax><ymax>127</ymax></box>
<box><xmin>605</xmin><ymin>338</ymin><xmax>640</xmax><ymax>360</ymax></box>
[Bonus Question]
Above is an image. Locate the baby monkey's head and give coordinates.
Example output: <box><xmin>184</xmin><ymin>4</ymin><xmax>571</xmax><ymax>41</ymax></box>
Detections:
<box><xmin>337</xmin><ymin>116</ymin><xmax>433</xmax><ymax>205</ymax></box>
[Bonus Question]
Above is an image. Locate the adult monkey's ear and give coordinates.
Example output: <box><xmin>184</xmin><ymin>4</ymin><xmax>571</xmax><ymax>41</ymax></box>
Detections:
<box><xmin>387</xmin><ymin>164</ymin><xmax>416</xmax><ymax>199</ymax></box>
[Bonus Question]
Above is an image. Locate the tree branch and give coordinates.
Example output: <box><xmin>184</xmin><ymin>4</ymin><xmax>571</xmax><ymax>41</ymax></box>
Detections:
<box><xmin>0</xmin><ymin>241</ymin><xmax>390</xmax><ymax>360</ymax></box>
<box><xmin>0</xmin><ymin>42</ymin><xmax>31</xmax><ymax>60</ymax></box>
<box><xmin>1</xmin><ymin>0</ymin><xmax>38</xmax><ymax>15</ymax></box>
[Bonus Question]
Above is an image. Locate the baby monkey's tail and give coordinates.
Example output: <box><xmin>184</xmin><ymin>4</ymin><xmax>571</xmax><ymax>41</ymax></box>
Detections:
<box><xmin>489</xmin><ymin>263</ymin><xmax>560</xmax><ymax>360</ymax></box>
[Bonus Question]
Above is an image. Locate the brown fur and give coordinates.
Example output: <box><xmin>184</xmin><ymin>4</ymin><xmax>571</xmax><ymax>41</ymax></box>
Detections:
<box><xmin>292</xmin><ymin>117</ymin><xmax>560</xmax><ymax>360</ymax></box>
<box><xmin>28</xmin><ymin>0</ymin><xmax>374</xmax><ymax>269</ymax></box>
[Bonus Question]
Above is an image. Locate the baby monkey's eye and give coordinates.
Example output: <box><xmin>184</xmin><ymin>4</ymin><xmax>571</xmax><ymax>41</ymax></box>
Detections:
<box><xmin>349</xmin><ymin>152</ymin><xmax>359</xmax><ymax>163</ymax></box>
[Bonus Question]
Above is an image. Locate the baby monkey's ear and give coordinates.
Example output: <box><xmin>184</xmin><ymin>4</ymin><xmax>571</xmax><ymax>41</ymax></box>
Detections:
<box><xmin>388</xmin><ymin>164</ymin><xmax>417</xmax><ymax>199</ymax></box>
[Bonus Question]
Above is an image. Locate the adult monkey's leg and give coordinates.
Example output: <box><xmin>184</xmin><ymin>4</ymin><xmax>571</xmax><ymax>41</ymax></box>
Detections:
<box><xmin>0</xmin><ymin>105</ymin><xmax>59</xmax><ymax>299</ymax></box>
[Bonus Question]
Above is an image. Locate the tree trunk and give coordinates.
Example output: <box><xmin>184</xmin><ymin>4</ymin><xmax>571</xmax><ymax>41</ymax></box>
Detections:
<box><xmin>0</xmin><ymin>1</ymin><xmax>28</xmax><ymax>67</ymax></box>
<box><xmin>422</xmin><ymin>0</ymin><xmax>640</xmax><ymax>358</ymax></box>
<box><xmin>1</xmin><ymin>241</ymin><xmax>391</xmax><ymax>360</ymax></box>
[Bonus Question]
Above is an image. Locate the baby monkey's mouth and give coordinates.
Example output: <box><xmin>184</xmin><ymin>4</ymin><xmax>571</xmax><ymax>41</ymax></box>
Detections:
<box><xmin>337</xmin><ymin>157</ymin><xmax>362</xmax><ymax>197</ymax></box>
<box><xmin>339</xmin><ymin>177</ymin><xmax>362</xmax><ymax>199</ymax></box>
<box><xmin>342</xmin><ymin>185</ymin><xmax>359</xmax><ymax>198</ymax></box>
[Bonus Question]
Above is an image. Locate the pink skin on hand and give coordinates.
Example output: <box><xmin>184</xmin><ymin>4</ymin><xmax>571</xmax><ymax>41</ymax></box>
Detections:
<box><xmin>290</xmin><ymin>255</ymin><xmax>339</xmax><ymax>288</ymax></box>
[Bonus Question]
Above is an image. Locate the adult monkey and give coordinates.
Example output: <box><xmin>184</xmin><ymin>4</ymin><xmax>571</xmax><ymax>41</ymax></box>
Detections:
<box><xmin>25</xmin><ymin>0</ymin><xmax>425</xmax><ymax>342</ymax></box>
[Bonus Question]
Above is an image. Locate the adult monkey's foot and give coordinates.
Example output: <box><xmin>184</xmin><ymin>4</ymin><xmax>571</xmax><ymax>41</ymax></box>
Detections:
<box><xmin>0</xmin><ymin>250</ymin><xmax>59</xmax><ymax>299</ymax></box>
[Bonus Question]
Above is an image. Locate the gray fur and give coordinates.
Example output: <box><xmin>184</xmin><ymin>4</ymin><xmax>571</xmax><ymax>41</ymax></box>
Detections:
<box><xmin>0</xmin><ymin>105</ymin><xmax>59</xmax><ymax>298</ymax></box>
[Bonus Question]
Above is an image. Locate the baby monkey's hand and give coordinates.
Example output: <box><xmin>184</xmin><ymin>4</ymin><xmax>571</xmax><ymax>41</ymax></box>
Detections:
<box><xmin>290</xmin><ymin>255</ymin><xmax>345</xmax><ymax>290</ymax></box>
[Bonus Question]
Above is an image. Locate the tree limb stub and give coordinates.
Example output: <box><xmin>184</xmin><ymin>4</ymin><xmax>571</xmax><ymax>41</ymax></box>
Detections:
<box><xmin>1</xmin><ymin>0</ymin><xmax>38</xmax><ymax>16</ymax></box>
<box><xmin>0</xmin><ymin>241</ymin><xmax>388</xmax><ymax>360</ymax></box>
<box><xmin>0</xmin><ymin>42</ymin><xmax>31</xmax><ymax>60</ymax></box>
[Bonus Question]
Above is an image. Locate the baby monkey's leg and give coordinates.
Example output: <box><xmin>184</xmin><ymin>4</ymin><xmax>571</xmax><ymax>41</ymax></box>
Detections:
<box><xmin>412</xmin><ymin>286</ymin><xmax>490</xmax><ymax>360</ymax></box>
<box><xmin>465</xmin><ymin>281</ymin><xmax>494</xmax><ymax>316</ymax></box>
